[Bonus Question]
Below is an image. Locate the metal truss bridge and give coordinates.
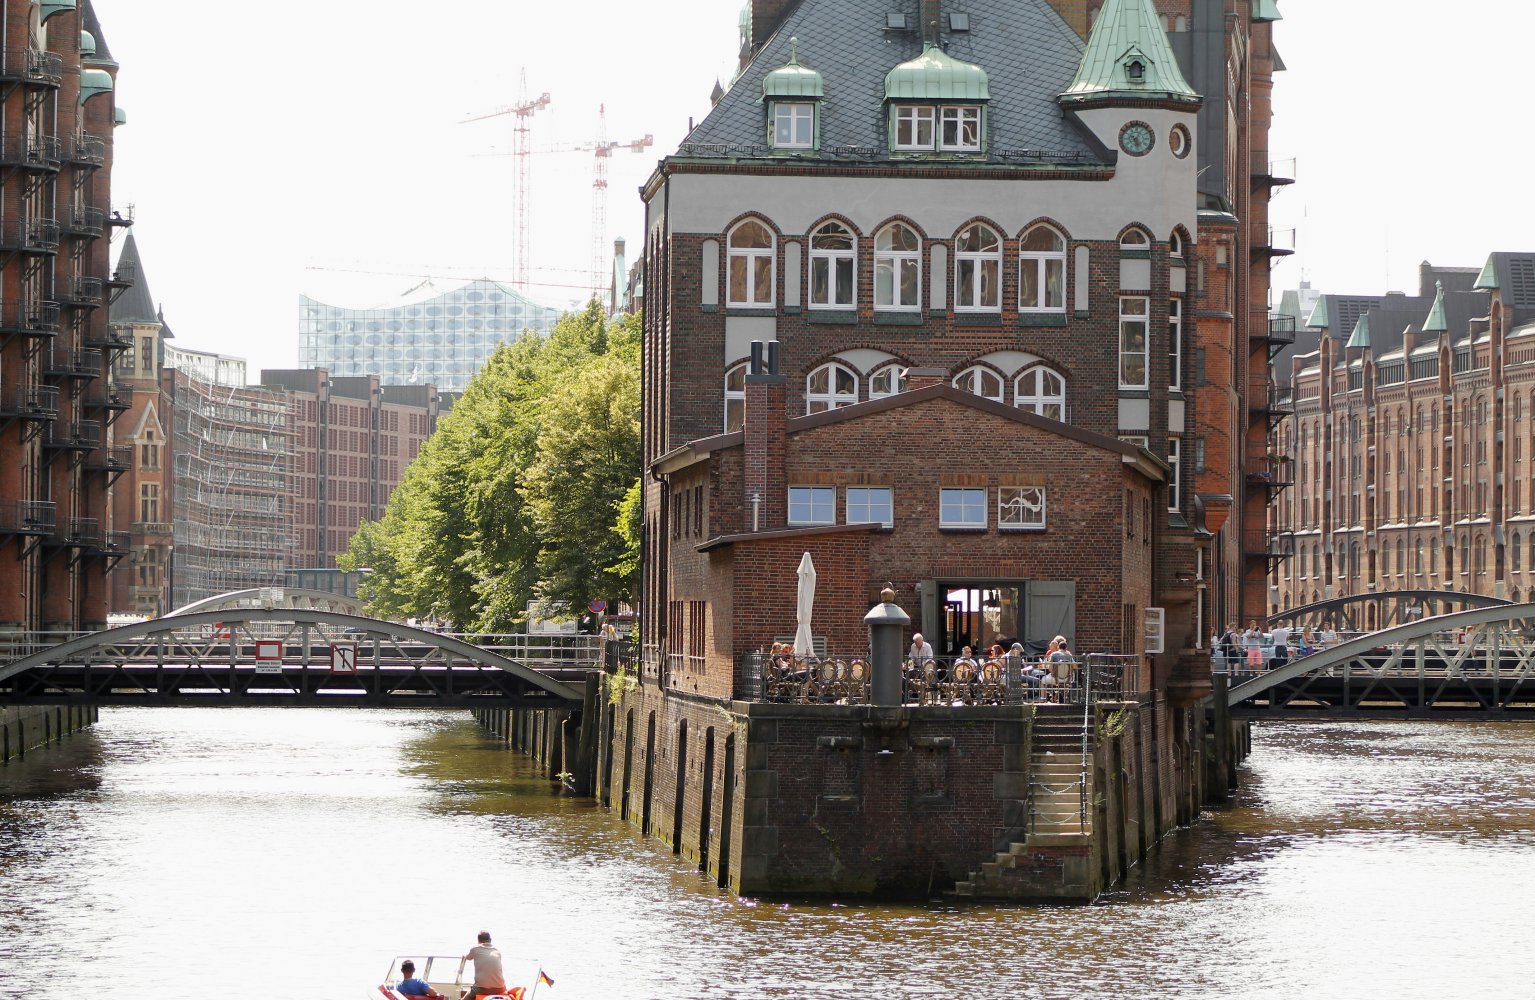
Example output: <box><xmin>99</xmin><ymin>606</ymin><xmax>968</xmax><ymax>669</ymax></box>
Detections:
<box><xmin>0</xmin><ymin>609</ymin><xmax>599</xmax><ymax>708</ymax></box>
<box><xmin>1227</xmin><ymin>603</ymin><xmax>1535</xmax><ymax>719</ymax></box>
<box><xmin>1266</xmin><ymin>589</ymin><xmax>1510</xmax><ymax>633</ymax></box>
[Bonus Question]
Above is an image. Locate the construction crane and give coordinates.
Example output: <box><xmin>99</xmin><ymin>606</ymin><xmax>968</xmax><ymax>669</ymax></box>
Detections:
<box><xmin>472</xmin><ymin>105</ymin><xmax>652</xmax><ymax>307</ymax></box>
<box><xmin>460</xmin><ymin>69</ymin><xmax>551</xmax><ymax>292</ymax></box>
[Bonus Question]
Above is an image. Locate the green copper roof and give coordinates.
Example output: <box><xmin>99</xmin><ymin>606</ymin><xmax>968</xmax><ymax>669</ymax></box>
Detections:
<box><xmin>1252</xmin><ymin>0</ymin><xmax>1283</xmax><ymax>22</ymax></box>
<box><xmin>79</xmin><ymin>30</ymin><xmax>95</xmax><ymax>56</ymax></box>
<box><xmin>78</xmin><ymin>68</ymin><xmax>112</xmax><ymax>106</ymax></box>
<box><xmin>113</xmin><ymin>106</ymin><xmax>126</xmax><ymax>126</ymax></box>
<box><xmin>1305</xmin><ymin>295</ymin><xmax>1329</xmax><ymax>330</ymax></box>
<box><xmin>1422</xmin><ymin>281</ymin><xmax>1449</xmax><ymax>334</ymax></box>
<box><xmin>763</xmin><ymin>38</ymin><xmax>823</xmax><ymax>99</ymax></box>
<box><xmin>1474</xmin><ymin>257</ymin><xmax>1499</xmax><ymax>290</ymax></box>
<box><xmin>885</xmin><ymin>43</ymin><xmax>990</xmax><ymax>101</ymax></box>
<box><xmin>1347</xmin><ymin>313</ymin><xmax>1371</xmax><ymax>350</ymax></box>
<box><xmin>40</xmin><ymin>0</ymin><xmax>75</xmax><ymax>24</ymax></box>
<box><xmin>1060</xmin><ymin>0</ymin><xmax>1199</xmax><ymax>106</ymax></box>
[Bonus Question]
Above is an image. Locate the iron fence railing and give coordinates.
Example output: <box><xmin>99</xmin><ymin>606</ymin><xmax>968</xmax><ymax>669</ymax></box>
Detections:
<box><xmin>750</xmin><ymin>651</ymin><xmax>1141</xmax><ymax>706</ymax></box>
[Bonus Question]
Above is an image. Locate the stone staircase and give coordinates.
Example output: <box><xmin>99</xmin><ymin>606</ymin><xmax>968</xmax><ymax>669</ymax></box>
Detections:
<box><xmin>950</xmin><ymin>705</ymin><xmax>1096</xmax><ymax>900</ymax></box>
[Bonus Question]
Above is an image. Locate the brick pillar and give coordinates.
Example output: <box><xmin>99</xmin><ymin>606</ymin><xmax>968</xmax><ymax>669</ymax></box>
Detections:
<box><xmin>743</xmin><ymin>374</ymin><xmax>787</xmax><ymax>531</ymax></box>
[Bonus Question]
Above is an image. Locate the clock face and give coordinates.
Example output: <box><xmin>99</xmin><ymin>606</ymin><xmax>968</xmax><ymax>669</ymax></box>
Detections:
<box><xmin>1119</xmin><ymin>122</ymin><xmax>1154</xmax><ymax>157</ymax></box>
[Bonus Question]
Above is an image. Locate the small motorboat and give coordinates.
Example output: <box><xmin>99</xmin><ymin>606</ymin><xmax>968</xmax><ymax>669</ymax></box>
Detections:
<box><xmin>375</xmin><ymin>954</ymin><xmax>544</xmax><ymax>1000</ymax></box>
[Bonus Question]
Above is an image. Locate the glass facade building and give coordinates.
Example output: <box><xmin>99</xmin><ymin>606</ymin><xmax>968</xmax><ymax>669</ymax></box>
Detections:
<box><xmin>297</xmin><ymin>279</ymin><xmax>563</xmax><ymax>392</ymax></box>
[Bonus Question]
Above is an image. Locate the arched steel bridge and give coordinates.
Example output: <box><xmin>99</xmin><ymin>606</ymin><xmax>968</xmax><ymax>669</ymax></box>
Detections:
<box><xmin>0</xmin><ymin>609</ymin><xmax>593</xmax><ymax>708</ymax></box>
<box><xmin>168</xmin><ymin>587</ymin><xmax>365</xmax><ymax>617</ymax></box>
<box><xmin>1227</xmin><ymin>603</ymin><xmax>1535</xmax><ymax>718</ymax></box>
<box><xmin>1266</xmin><ymin>589</ymin><xmax>1510</xmax><ymax>632</ymax></box>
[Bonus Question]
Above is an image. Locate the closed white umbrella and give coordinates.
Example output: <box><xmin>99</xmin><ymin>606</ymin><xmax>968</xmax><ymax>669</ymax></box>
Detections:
<box><xmin>793</xmin><ymin>551</ymin><xmax>817</xmax><ymax>657</ymax></box>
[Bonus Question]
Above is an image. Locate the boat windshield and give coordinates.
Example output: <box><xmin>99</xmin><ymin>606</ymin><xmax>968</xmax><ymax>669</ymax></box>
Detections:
<box><xmin>382</xmin><ymin>955</ymin><xmax>467</xmax><ymax>995</ymax></box>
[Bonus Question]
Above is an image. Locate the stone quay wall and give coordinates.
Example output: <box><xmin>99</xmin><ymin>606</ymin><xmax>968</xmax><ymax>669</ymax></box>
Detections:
<box><xmin>1</xmin><ymin>705</ymin><xmax>99</xmax><ymax>764</ymax></box>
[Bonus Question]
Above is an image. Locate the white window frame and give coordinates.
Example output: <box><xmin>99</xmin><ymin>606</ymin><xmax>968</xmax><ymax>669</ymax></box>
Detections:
<box><xmin>893</xmin><ymin>105</ymin><xmax>936</xmax><ymax>150</ymax></box>
<box><xmin>788</xmin><ymin>486</ymin><xmax>837</xmax><ymax>526</ymax></box>
<box><xmin>1168</xmin><ymin>437</ymin><xmax>1182</xmax><ymax>512</ymax></box>
<box><xmin>726</xmin><ymin>219</ymin><xmax>776</xmax><ymax>308</ymax></box>
<box><xmin>1120</xmin><ymin>227</ymin><xmax>1151</xmax><ymax>250</ymax></box>
<box><xmin>723</xmin><ymin>361</ymin><xmax>747</xmax><ymax>432</ymax></box>
<box><xmin>998</xmin><ymin>486</ymin><xmax>1047</xmax><ymax>531</ymax></box>
<box><xmin>939</xmin><ymin>487</ymin><xmax>987</xmax><ymax>529</ymax></box>
<box><xmin>806</xmin><ymin>361</ymin><xmax>858</xmax><ymax>414</ymax></box>
<box><xmin>846</xmin><ymin>486</ymin><xmax>894</xmax><ymax>528</ymax></box>
<box><xmin>874</xmin><ymin>223</ymin><xmax>921</xmax><ymax>311</ymax></box>
<box><xmin>953</xmin><ymin>365</ymin><xmax>1004</xmax><ymax>403</ymax></box>
<box><xmin>868</xmin><ymin>363</ymin><xmax>905</xmax><ymax>399</ymax></box>
<box><xmin>1014</xmin><ymin>365</ymin><xmax>1066</xmax><ymax>421</ymax></box>
<box><xmin>954</xmin><ymin>223</ymin><xmax>1001</xmax><ymax>312</ymax></box>
<box><xmin>939</xmin><ymin>106</ymin><xmax>981</xmax><ymax>151</ymax></box>
<box><xmin>1119</xmin><ymin>296</ymin><xmax>1150</xmax><ymax>390</ymax></box>
<box><xmin>808</xmin><ymin>221</ymin><xmax>856</xmax><ymax>309</ymax></box>
<box><xmin>1169</xmin><ymin>229</ymin><xmax>1186</xmax><ymax>258</ymax></box>
<box><xmin>1019</xmin><ymin>225</ymin><xmax>1066</xmax><ymax>313</ymax></box>
<box><xmin>772</xmin><ymin>102</ymin><xmax>815</xmax><ymax>149</ymax></box>
<box><xmin>1168</xmin><ymin>297</ymin><xmax>1182</xmax><ymax>391</ymax></box>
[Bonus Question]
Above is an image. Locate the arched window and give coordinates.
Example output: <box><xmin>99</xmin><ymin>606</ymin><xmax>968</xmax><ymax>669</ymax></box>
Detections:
<box><xmin>1169</xmin><ymin>229</ymin><xmax>1186</xmax><ymax>258</ymax></box>
<box><xmin>727</xmin><ymin>219</ymin><xmax>775</xmax><ymax>307</ymax></box>
<box><xmin>1515</xmin><ymin>588</ymin><xmax>1524</xmax><ymax>604</ymax></box>
<box><xmin>723</xmin><ymin>362</ymin><xmax>747</xmax><ymax>432</ymax></box>
<box><xmin>1475</xmin><ymin>535</ymin><xmax>1487</xmax><ymax>576</ymax></box>
<box><xmin>953</xmin><ymin>365</ymin><xmax>1003</xmax><ymax>403</ymax></box>
<box><xmin>1528</xmin><ymin>533</ymin><xmax>1534</xmax><ymax>569</ymax></box>
<box><xmin>1397</xmin><ymin>539</ymin><xmax>1406</xmax><ymax>576</ymax></box>
<box><xmin>1415</xmin><ymin>539</ymin><xmax>1424</xmax><ymax>574</ymax></box>
<box><xmin>1014</xmin><ymin>365</ymin><xmax>1066</xmax><ymax>421</ymax></box>
<box><xmin>874</xmin><ymin>223</ymin><xmax>920</xmax><ymax>311</ymax></box>
<box><xmin>1514</xmin><ymin>532</ymin><xmax>1524</xmax><ymax>572</ymax></box>
<box><xmin>806</xmin><ymin>362</ymin><xmax>857</xmax><ymax>414</ymax></box>
<box><xmin>809</xmin><ymin>221</ymin><xmax>855</xmax><ymax>309</ymax></box>
<box><xmin>1019</xmin><ymin>225</ymin><xmax>1066</xmax><ymax>312</ymax></box>
<box><xmin>954</xmin><ymin>223</ymin><xmax>1001</xmax><ymax>311</ymax></box>
<box><xmin>1120</xmin><ymin>227</ymin><xmax>1150</xmax><ymax>250</ymax></box>
<box><xmin>868</xmin><ymin>363</ymin><xmax>904</xmax><ymax>399</ymax></box>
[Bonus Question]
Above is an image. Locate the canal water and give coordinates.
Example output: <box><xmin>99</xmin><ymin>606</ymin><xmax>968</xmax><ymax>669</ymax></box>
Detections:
<box><xmin>3</xmin><ymin>709</ymin><xmax>1534</xmax><ymax>1000</ymax></box>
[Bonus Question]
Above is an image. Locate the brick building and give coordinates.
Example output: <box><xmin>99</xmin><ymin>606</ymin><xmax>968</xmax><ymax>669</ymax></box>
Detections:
<box><xmin>611</xmin><ymin>0</ymin><xmax>1281</xmax><ymax>896</ymax></box>
<box><xmin>259</xmin><ymin>369</ymin><xmax>441</xmax><ymax>576</ymax></box>
<box><xmin>0</xmin><ymin>0</ymin><xmax>131</xmax><ymax>634</ymax></box>
<box><xmin>1272</xmin><ymin>255</ymin><xmax>1535</xmax><ymax>621</ymax></box>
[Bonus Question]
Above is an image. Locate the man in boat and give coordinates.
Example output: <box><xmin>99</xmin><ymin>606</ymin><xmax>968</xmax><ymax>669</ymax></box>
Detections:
<box><xmin>396</xmin><ymin>959</ymin><xmax>446</xmax><ymax>999</ymax></box>
<box><xmin>464</xmin><ymin>931</ymin><xmax>508</xmax><ymax>998</ymax></box>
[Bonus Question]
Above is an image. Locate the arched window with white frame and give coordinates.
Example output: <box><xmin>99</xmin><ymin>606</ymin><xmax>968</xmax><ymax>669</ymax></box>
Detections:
<box><xmin>808</xmin><ymin>221</ymin><xmax>855</xmax><ymax>309</ymax></box>
<box><xmin>953</xmin><ymin>365</ymin><xmax>1003</xmax><ymax>403</ymax></box>
<box><xmin>954</xmin><ymin>223</ymin><xmax>1001</xmax><ymax>311</ymax></box>
<box><xmin>1120</xmin><ymin>226</ymin><xmax>1150</xmax><ymax>250</ymax></box>
<box><xmin>723</xmin><ymin>362</ymin><xmax>747</xmax><ymax>432</ymax></box>
<box><xmin>1019</xmin><ymin>225</ymin><xmax>1066</xmax><ymax>312</ymax></box>
<box><xmin>727</xmin><ymin>219</ymin><xmax>775</xmax><ymax>307</ymax></box>
<box><xmin>1014</xmin><ymin>365</ymin><xmax>1066</xmax><ymax>421</ymax></box>
<box><xmin>868</xmin><ymin>363</ymin><xmax>904</xmax><ymax>399</ymax></box>
<box><xmin>874</xmin><ymin>223</ymin><xmax>920</xmax><ymax>310</ymax></box>
<box><xmin>1169</xmin><ymin>229</ymin><xmax>1187</xmax><ymax>259</ymax></box>
<box><xmin>806</xmin><ymin>362</ymin><xmax>857</xmax><ymax>414</ymax></box>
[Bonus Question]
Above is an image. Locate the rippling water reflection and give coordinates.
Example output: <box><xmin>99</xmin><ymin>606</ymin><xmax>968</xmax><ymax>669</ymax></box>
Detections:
<box><xmin>3</xmin><ymin>710</ymin><xmax>1535</xmax><ymax>1000</ymax></box>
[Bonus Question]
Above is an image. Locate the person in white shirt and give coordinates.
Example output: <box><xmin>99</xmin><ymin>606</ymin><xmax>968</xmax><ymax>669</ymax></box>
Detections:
<box><xmin>1269</xmin><ymin>624</ymin><xmax>1291</xmax><ymax>666</ymax></box>
<box><xmin>463</xmin><ymin>931</ymin><xmax>506</xmax><ymax>999</ymax></box>
<box><xmin>908</xmin><ymin>632</ymin><xmax>935</xmax><ymax>663</ymax></box>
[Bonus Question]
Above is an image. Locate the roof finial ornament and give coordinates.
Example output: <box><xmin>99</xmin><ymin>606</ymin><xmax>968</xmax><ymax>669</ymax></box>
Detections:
<box><xmin>789</xmin><ymin>35</ymin><xmax>798</xmax><ymax>65</ymax></box>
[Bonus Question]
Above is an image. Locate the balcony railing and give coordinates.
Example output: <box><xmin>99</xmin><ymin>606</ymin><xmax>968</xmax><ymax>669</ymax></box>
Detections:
<box><xmin>0</xmin><ymin>500</ymin><xmax>56</xmax><ymax>534</ymax></box>
<box><xmin>1244</xmin><ymin>455</ymin><xmax>1293</xmax><ymax>489</ymax></box>
<box><xmin>0</xmin><ymin>298</ymin><xmax>60</xmax><ymax>338</ymax></box>
<box><xmin>102</xmin><ymin>531</ymin><xmax>131</xmax><ymax>556</ymax></box>
<box><xmin>42</xmin><ymin>345</ymin><xmax>103</xmax><ymax>379</ymax></box>
<box><xmin>0</xmin><ymin>382</ymin><xmax>58</xmax><ymax>420</ymax></box>
<box><xmin>62</xmin><ymin>206</ymin><xmax>107</xmax><ymax>237</ymax></box>
<box><xmin>83</xmin><ymin>382</ymin><xmax>132</xmax><ymax>411</ymax></box>
<box><xmin>0</xmin><ymin>49</ymin><xmax>64</xmax><ymax>86</ymax></box>
<box><xmin>1244</xmin><ymin>529</ymin><xmax>1295</xmax><ymax>560</ymax></box>
<box><xmin>106</xmin><ymin>258</ymin><xmax>135</xmax><ymax>289</ymax></box>
<box><xmin>86</xmin><ymin>445</ymin><xmax>132</xmax><ymax>474</ymax></box>
<box><xmin>84</xmin><ymin>325</ymin><xmax>131</xmax><ymax>351</ymax></box>
<box><xmin>0</xmin><ymin>217</ymin><xmax>60</xmax><ymax>253</ymax></box>
<box><xmin>67</xmin><ymin>133</ymin><xmax>107</xmax><ymax>166</ymax></box>
<box><xmin>61</xmin><ymin>275</ymin><xmax>104</xmax><ymax>305</ymax></box>
<box><xmin>1248</xmin><ymin>384</ymin><xmax>1294</xmax><ymax>419</ymax></box>
<box><xmin>1265</xmin><ymin>313</ymin><xmax>1297</xmax><ymax>346</ymax></box>
<box><xmin>0</xmin><ymin>130</ymin><xmax>61</xmax><ymax>169</ymax></box>
<box><xmin>44</xmin><ymin>420</ymin><xmax>103</xmax><ymax>451</ymax></box>
<box><xmin>59</xmin><ymin>517</ymin><xmax>103</xmax><ymax>548</ymax></box>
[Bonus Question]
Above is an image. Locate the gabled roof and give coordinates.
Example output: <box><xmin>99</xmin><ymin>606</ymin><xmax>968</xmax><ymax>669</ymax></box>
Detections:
<box><xmin>109</xmin><ymin>233</ymin><xmax>160</xmax><ymax>327</ymax></box>
<box><xmin>1058</xmin><ymin>0</ymin><xmax>1200</xmax><ymax>107</ymax></box>
<box><xmin>681</xmin><ymin>0</ymin><xmax>1100</xmax><ymax>163</ymax></box>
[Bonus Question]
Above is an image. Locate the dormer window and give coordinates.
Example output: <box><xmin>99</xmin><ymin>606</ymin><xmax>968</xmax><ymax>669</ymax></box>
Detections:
<box><xmin>893</xmin><ymin>104</ymin><xmax>982</xmax><ymax>151</ymax></box>
<box><xmin>1126</xmin><ymin>59</ymin><xmax>1145</xmax><ymax>83</ymax></box>
<box><xmin>773</xmin><ymin>103</ymin><xmax>814</xmax><ymax>148</ymax></box>
<box><xmin>885</xmin><ymin>43</ymin><xmax>989</xmax><ymax>154</ymax></box>
<box><xmin>894</xmin><ymin>106</ymin><xmax>936</xmax><ymax>149</ymax></box>
<box><xmin>940</xmin><ymin>107</ymin><xmax>981</xmax><ymax>150</ymax></box>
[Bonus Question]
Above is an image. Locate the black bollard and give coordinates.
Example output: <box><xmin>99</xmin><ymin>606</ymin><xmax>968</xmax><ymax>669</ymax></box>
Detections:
<box><xmin>864</xmin><ymin>586</ymin><xmax>911</xmax><ymax>706</ymax></box>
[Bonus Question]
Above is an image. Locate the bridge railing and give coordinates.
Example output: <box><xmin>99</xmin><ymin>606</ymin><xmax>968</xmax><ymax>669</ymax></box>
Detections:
<box><xmin>749</xmin><ymin>651</ymin><xmax>1140</xmax><ymax>706</ymax></box>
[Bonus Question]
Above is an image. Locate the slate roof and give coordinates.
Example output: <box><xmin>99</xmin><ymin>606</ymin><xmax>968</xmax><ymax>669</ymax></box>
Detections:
<box><xmin>110</xmin><ymin>233</ymin><xmax>159</xmax><ymax>327</ymax></box>
<box><xmin>79</xmin><ymin>0</ymin><xmax>114</xmax><ymax>65</ymax></box>
<box><xmin>1474</xmin><ymin>253</ymin><xmax>1535</xmax><ymax>324</ymax></box>
<box><xmin>680</xmin><ymin>0</ymin><xmax>1100</xmax><ymax>164</ymax></box>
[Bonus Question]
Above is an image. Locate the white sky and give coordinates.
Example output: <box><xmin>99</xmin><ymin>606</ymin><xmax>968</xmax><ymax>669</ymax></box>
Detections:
<box><xmin>101</xmin><ymin>1</ymin><xmax>1535</xmax><ymax>377</ymax></box>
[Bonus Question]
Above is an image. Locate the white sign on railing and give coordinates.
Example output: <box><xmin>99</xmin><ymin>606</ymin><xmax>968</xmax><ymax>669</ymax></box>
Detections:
<box><xmin>254</xmin><ymin>639</ymin><xmax>283</xmax><ymax>674</ymax></box>
<box><xmin>330</xmin><ymin>640</ymin><xmax>357</xmax><ymax>674</ymax></box>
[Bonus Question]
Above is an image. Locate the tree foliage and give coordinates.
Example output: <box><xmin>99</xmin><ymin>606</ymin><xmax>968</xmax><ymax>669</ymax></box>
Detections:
<box><xmin>340</xmin><ymin>303</ymin><xmax>641</xmax><ymax>630</ymax></box>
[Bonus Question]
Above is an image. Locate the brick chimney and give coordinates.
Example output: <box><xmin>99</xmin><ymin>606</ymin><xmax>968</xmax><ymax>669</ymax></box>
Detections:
<box><xmin>743</xmin><ymin>341</ymin><xmax>787</xmax><ymax>531</ymax></box>
<box><xmin>921</xmin><ymin>0</ymin><xmax>941</xmax><ymax>43</ymax></box>
<box><xmin>904</xmin><ymin>365</ymin><xmax>948</xmax><ymax>390</ymax></box>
